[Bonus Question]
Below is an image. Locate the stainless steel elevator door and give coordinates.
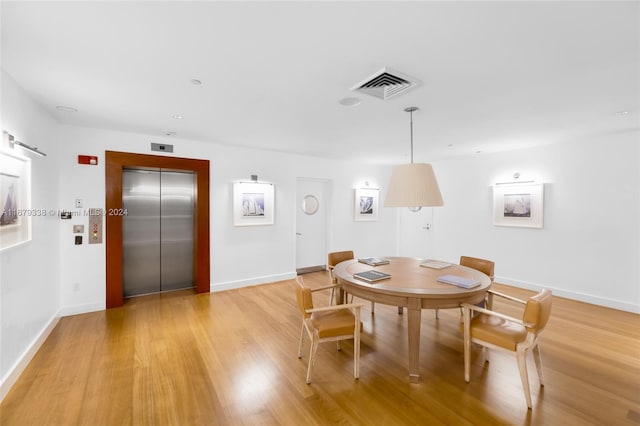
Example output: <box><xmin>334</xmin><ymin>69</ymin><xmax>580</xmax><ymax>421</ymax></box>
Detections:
<box><xmin>122</xmin><ymin>169</ymin><xmax>195</xmax><ymax>297</ymax></box>
<box><xmin>159</xmin><ymin>171</ymin><xmax>195</xmax><ymax>292</ymax></box>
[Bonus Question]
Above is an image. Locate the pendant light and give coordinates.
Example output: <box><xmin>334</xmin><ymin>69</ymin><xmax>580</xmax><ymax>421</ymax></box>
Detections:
<box><xmin>383</xmin><ymin>107</ymin><xmax>443</xmax><ymax>210</ymax></box>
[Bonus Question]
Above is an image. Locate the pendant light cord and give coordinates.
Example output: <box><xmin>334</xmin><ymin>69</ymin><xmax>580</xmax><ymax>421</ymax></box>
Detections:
<box><xmin>409</xmin><ymin>109</ymin><xmax>414</xmax><ymax>164</ymax></box>
<box><xmin>404</xmin><ymin>106</ymin><xmax>418</xmax><ymax>164</ymax></box>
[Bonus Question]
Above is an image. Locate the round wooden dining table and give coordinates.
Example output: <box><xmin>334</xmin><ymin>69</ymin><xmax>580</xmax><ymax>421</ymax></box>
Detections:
<box><xmin>333</xmin><ymin>256</ymin><xmax>492</xmax><ymax>382</ymax></box>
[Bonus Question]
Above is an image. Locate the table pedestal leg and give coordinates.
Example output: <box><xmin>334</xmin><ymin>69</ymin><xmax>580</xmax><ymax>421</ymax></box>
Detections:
<box><xmin>407</xmin><ymin>298</ymin><xmax>422</xmax><ymax>382</ymax></box>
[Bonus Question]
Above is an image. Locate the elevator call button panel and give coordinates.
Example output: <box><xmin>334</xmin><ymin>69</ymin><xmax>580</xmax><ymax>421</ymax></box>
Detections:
<box><xmin>88</xmin><ymin>208</ymin><xmax>103</xmax><ymax>244</ymax></box>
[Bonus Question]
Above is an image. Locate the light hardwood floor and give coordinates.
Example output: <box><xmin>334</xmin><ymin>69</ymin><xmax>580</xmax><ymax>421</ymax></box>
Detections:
<box><xmin>1</xmin><ymin>272</ymin><xmax>639</xmax><ymax>425</ymax></box>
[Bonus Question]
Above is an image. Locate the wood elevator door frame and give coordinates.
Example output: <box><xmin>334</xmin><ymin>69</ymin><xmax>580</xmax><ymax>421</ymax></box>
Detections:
<box><xmin>105</xmin><ymin>151</ymin><xmax>210</xmax><ymax>308</ymax></box>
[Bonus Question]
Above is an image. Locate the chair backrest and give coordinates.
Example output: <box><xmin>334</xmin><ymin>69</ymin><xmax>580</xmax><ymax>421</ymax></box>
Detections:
<box><xmin>328</xmin><ymin>251</ymin><xmax>355</xmax><ymax>284</ymax></box>
<box><xmin>460</xmin><ymin>256</ymin><xmax>495</xmax><ymax>280</ymax></box>
<box><xmin>328</xmin><ymin>250</ymin><xmax>355</xmax><ymax>269</ymax></box>
<box><xmin>523</xmin><ymin>289</ymin><xmax>552</xmax><ymax>333</ymax></box>
<box><xmin>295</xmin><ymin>276</ymin><xmax>314</xmax><ymax>318</ymax></box>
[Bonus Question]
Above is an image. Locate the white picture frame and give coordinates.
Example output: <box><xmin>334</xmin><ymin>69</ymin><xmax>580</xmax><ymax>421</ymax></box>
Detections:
<box><xmin>354</xmin><ymin>188</ymin><xmax>379</xmax><ymax>221</ymax></box>
<box><xmin>1</xmin><ymin>149</ymin><xmax>32</xmax><ymax>250</ymax></box>
<box><xmin>493</xmin><ymin>182</ymin><xmax>544</xmax><ymax>228</ymax></box>
<box><xmin>233</xmin><ymin>182</ymin><xmax>275</xmax><ymax>226</ymax></box>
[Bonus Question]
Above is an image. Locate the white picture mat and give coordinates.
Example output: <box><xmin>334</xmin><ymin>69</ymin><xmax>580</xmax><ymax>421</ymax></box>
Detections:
<box><xmin>354</xmin><ymin>188</ymin><xmax>379</xmax><ymax>221</ymax></box>
<box><xmin>233</xmin><ymin>182</ymin><xmax>275</xmax><ymax>226</ymax></box>
<box><xmin>493</xmin><ymin>182</ymin><xmax>544</xmax><ymax>228</ymax></box>
<box><xmin>0</xmin><ymin>149</ymin><xmax>32</xmax><ymax>250</ymax></box>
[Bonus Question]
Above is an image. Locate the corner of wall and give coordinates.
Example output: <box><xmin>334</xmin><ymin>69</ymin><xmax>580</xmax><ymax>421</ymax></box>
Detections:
<box><xmin>0</xmin><ymin>311</ymin><xmax>60</xmax><ymax>402</ymax></box>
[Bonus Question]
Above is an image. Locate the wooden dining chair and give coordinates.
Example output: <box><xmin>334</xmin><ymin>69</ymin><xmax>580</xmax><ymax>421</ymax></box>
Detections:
<box><xmin>435</xmin><ymin>256</ymin><xmax>495</xmax><ymax>319</ymax></box>
<box><xmin>328</xmin><ymin>250</ymin><xmax>376</xmax><ymax>313</ymax></box>
<box><xmin>295</xmin><ymin>276</ymin><xmax>363</xmax><ymax>384</ymax></box>
<box><xmin>327</xmin><ymin>250</ymin><xmax>355</xmax><ymax>305</ymax></box>
<box><xmin>460</xmin><ymin>256</ymin><xmax>495</xmax><ymax>281</ymax></box>
<box><xmin>462</xmin><ymin>288</ymin><xmax>553</xmax><ymax>409</ymax></box>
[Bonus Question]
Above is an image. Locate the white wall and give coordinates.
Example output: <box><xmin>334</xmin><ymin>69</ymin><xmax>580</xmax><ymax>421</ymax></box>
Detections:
<box><xmin>56</xmin><ymin>125</ymin><xmax>398</xmax><ymax>312</ymax></box>
<box><xmin>0</xmin><ymin>71</ymin><xmax>61</xmax><ymax>396</ymax></box>
<box><xmin>402</xmin><ymin>132</ymin><xmax>639</xmax><ymax>312</ymax></box>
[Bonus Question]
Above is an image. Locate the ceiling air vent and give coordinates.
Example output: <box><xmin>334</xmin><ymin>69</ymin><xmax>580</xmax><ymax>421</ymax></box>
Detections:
<box><xmin>350</xmin><ymin>67</ymin><xmax>421</xmax><ymax>100</ymax></box>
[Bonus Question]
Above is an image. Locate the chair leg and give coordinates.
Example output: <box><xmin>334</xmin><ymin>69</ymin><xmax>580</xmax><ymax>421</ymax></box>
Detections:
<box><xmin>298</xmin><ymin>323</ymin><xmax>306</xmax><ymax>358</ymax></box>
<box><xmin>463</xmin><ymin>307</ymin><xmax>471</xmax><ymax>382</ymax></box>
<box><xmin>533</xmin><ymin>344</ymin><xmax>545</xmax><ymax>386</ymax></box>
<box><xmin>516</xmin><ymin>348</ymin><xmax>533</xmax><ymax>409</ymax></box>
<box><xmin>371</xmin><ymin>301</ymin><xmax>375</xmax><ymax>314</ymax></box>
<box><xmin>354</xmin><ymin>309</ymin><xmax>361</xmax><ymax>379</ymax></box>
<box><xmin>306</xmin><ymin>335</ymin><xmax>319</xmax><ymax>384</ymax></box>
<box><xmin>435</xmin><ymin>308</ymin><xmax>440</xmax><ymax>319</ymax></box>
<box><xmin>329</xmin><ymin>287</ymin><xmax>335</xmax><ymax>305</ymax></box>
<box><xmin>485</xmin><ymin>292</ymin><xmax>494</xmax><ymax>310</ymax></box>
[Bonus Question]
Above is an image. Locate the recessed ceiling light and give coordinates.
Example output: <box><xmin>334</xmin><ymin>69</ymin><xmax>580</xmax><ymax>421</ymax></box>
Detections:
<box><xmin>339</xmin><ymin>97</ymin><xmax>361</xmax><ymax>107</ymax></box>
<box><xmin>615</xmin><ymin>111</ymin><xmax>629</xmax><ymax>117</ymax></box>
<box><xmin>162</xmin><ymin>130</ymin><xmax>176</xmax><ymax>136</ymax></box>
<box><xmin>190</xmin><ymin>79</ymin><xmax>202</xmax><ymax>85</ymax></box>
<box><xmin>173</xmin><ymin>114</ymin><xmax>183</xmax><ymax>120</ymax></box>
<box><xmin>55</xmin><ymin>105</ymin><xmax>78</xmax><ymax>113</ymax></box>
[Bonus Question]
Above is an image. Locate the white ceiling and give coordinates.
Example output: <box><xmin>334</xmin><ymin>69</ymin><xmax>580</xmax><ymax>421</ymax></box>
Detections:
<box><xmin>1</xmin><ymin>1</ymin><xmax>638</xmax><ymax>164</ymax></box>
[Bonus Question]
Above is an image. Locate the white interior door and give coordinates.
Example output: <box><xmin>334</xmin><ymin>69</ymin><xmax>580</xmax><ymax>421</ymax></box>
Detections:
<box><xmin>398</xmin><ymin>207</ymin><xmax>435</xmax><ymax>259</ymax></box>
<box><xmin>296</xmin><ymin>178</ymin><xmax>328</xmax><ymax>272</ymax></box>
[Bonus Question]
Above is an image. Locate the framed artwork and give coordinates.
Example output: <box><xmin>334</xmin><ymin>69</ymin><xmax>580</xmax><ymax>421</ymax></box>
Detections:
<box><xmin>354</xmin><ymin>188</ymin><xmax>379</xmax><ymax>221</ymax></box>
<box><xmin>1</xmin><ymin>149</ymin><xmax>32</xmax><ymax>250</ymax></box>
<box><xmin>233</xmin><ymin>182</ymin><xmax>275</xmax><ymax>226</ymax></box>
<box><xmin>493</xmin><ymin>182</ymin><xmax>544</xmax><ymax>228</ymax></box>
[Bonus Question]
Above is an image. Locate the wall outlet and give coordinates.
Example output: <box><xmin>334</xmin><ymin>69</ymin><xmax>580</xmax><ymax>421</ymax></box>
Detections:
<box><xmin>75</xmin><ymin>199</ymin><xmax>82</xmax><ymax>208</ymax></box>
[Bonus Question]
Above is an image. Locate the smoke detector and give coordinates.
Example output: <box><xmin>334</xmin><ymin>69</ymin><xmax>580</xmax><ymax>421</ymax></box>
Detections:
<box><xmin>350</xmin><ymin>67</ymin><xmax>421</xmax><ymax>100</ymax></box>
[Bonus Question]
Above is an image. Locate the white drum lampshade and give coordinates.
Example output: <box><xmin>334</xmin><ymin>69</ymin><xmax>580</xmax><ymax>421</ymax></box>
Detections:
<box><xmin>384</xmin><ymin>163</ymin><xmax>443</xmax><ymax>207</ymax></box>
